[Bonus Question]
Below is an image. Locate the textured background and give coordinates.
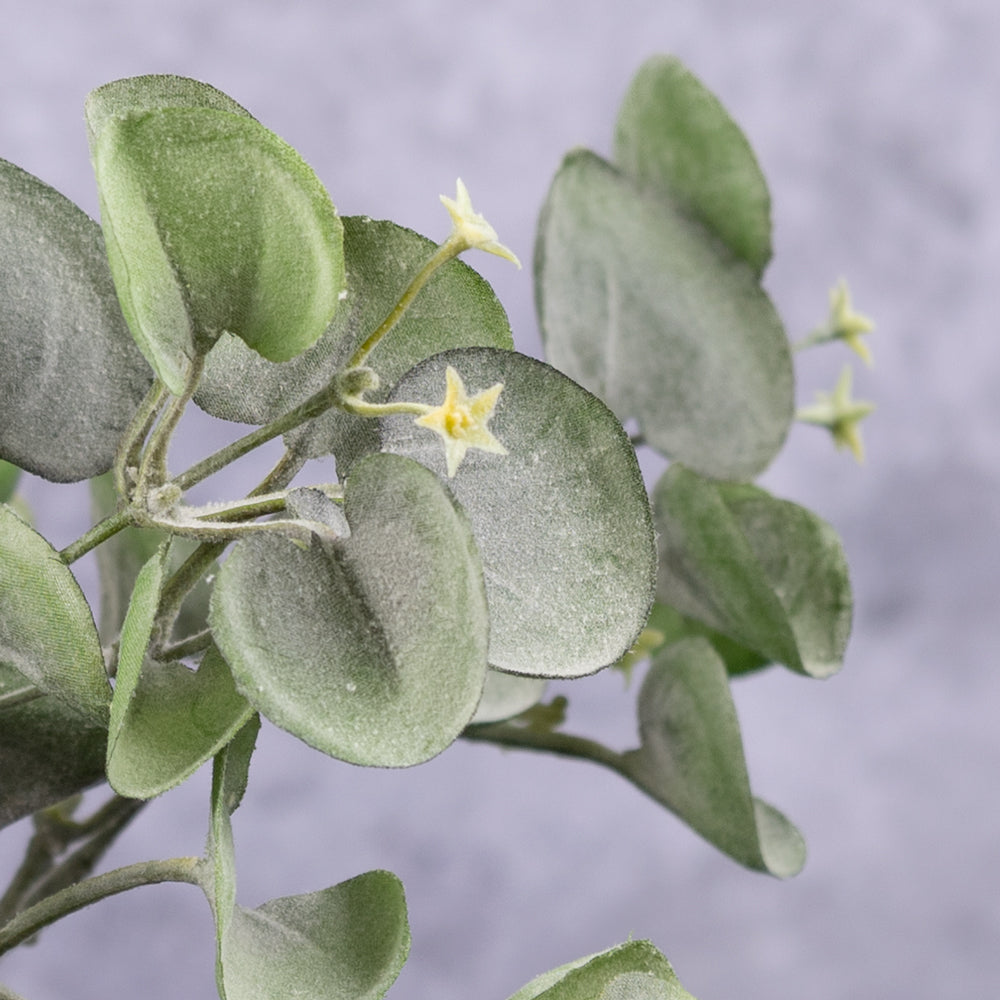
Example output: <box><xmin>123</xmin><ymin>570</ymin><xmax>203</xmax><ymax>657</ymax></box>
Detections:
<box><xmin>2</xmin><ymin>1</ymin><xmax>999</xmax><ymax>998</ymax></box>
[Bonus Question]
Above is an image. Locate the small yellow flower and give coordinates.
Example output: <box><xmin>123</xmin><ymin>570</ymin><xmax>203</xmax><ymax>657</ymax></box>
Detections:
<box><xmin>827</xmin><ymin>279</ymin><xmax>875</xmax><ymax>366</ymax></box>
<box><xmin>440</xmin><ymin>179</ymin><xmax>521</xmax><ymax>267</ymax></box>
<box><xmin>797</xmin><ymin>366</ymin><xmax>875</xmax><ymax>463</ymax></box>
<box><xmin>414</xmin><ymin>365</ymin><xmax>508</xmax><ymax>477</ymax></box>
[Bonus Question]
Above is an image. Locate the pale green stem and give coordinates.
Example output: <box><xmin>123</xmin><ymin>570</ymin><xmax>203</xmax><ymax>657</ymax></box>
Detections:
<box><xmin>114</xmin><ymin>378</ymin><xmax>169</xmax><ymax>498</ymax></box>
<box><xmin>0</xmin><ymin>857</ymin><xmax>203</xmax><ymax>956</ymax></box>
<box><xmin>337</xmin><ymin>397</ymin><xmax>432</xmax><ymax>420</ymax></box>
<box><xmin>462</xmin><ymin>721</ymin><xmax>626</xmax><ymax>775</ymax></box>
<box><xmin>792</xmin><ymin>326</ymin><xmax>833</xmax><ymax>353</ymax></box>
<box><xmin>0</xmin><ymin>685</ymin><xmax>44</xmax><ymax>711</ymax></box>
<box><xmin>59</xmin><ymin>507</ymin><xmax>133</xmax><ymax>565</ymax></box>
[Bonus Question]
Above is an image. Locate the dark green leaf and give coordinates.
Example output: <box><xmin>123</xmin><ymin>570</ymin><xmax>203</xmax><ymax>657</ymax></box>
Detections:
<box><xmin>0</xmin><ymin>460</ymin><xmax>19</xmax><ymax>503</ymax></box>
<box><xmin>220</xmin><ymin>872</ymin><xmax>410</xmax><ymax>1000</ymax></box>
<box><xmin>89</xmin><ymin>97</ymin><xmax>345</xmax><ymax>392</ymax></box>
<box><xmin>210</xmin><ymin>452</ymin><xmax>489</xmax><ymax>767</ymax></box>
<box><xmin>196</xmin><ymin>215</ymin><xmax>514</xmax><ymax>473</ymax></box>
<box><xmin>507</xmin><ymin>940</ymin><xmax>695</xmax><ymax>1000</ymax></box>
<box><xmin>535</xmin><ymin>149</ymin><xmax>792</xmax><ymax>480</ymax></box>
<box><xmin>0</xmin><ymin>663</ymin><xmax>106</xmax><ymax>829</ymax></box>
<box><xmin>621</xmin><ymin>638</ymin><xmax>805</xmax><ymax>877</ymax></box>
<box><xmin>614</xmin><ymin>55</ymin><xmax>772</xmax><ymax>275</ymax></box>
<box><xmin>0</xmin><ymin>504</ymin><xmax>110</xmax><ymax>724</ymax></box>
<box><xmin>654</xmin><ymin>465</ymin><xmax>851</xmax><ymax>677</ymax></box>
<box><xmin>0</xmin><ymin>158</ymin><xmax>152</xmax><ymax>482</ymax></box>
<box><xmin>382</xmin><ymin>347</ymin><xmax>655</xmax><ymax>678</ymax></box>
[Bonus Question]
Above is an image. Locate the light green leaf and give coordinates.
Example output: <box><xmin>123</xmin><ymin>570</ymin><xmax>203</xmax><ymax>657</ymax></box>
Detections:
<box><xmin>0</xmin><ymin>460</ymin><xmax>19</xmax><ymax>502</ymax></box>
<box><xmin>621</xmin><ymin>638</ymin><xmax>805</xmax><ymax>877</ymax></box>
<box><xmin>471</xmin><ymin>670</ymin><xmax>547</xmax><ymax>724</ymax></box>
<box><xmin>507</xmin><ymin>940</ymin><xmax>695</xmax><ymax>1000</ymax></box>
<box><xmin>614</xmin><ymin>55</ymin><xmax>772</xmax><ymax>275</ymax></box>
<box><xmin>0</xmin><ymin>662</ymin><xmax>106</xmax><ymax>829</ymax></box>
<box><xmin>535</xmin><ymin>149</ymin><xmax>792</xmax><ymax>480</ymax></box>
<box><xmin>0</xmin><ymin>504</ymin><xmax>110</xmax><ymax>724</ymax></box>
<box><xmin>0</xmin><ymin>157</ymin><xmax>152</xmax><ymax>482</ymax></box>
<box><xmin>89</xmin><ymin>89</ymin><xmax>345</xmax><ymax>392</ymax></box>
<box><xmin>210</xmin><ymin>452</ymin><xmax>489</xmax><ymax>767</ymax></box>
<box><xmin>195</xmin><ymin>215</ymin><xmax>514</xmax><ymax>472</ymax></box>
<box><xmin>654</xmin><ymin>465</ymin><xmax>851</xmax><ymax>678</ymax></box>
<box><xmin>106</xmin><ymin>547</ymin><xmax>252</xmax><ymax>798</ymax></box>
<box><xmin>381</xmin><ymin>347</ymin><xmax>655</xmax><ymax>678</ymax></box>
<box><xmin>219</xmin><ymin>872</ymin><xmax>410</xmax><ymax>1000</ymax></box>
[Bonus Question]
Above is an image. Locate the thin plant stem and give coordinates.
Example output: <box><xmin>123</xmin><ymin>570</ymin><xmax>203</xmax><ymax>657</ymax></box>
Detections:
<box><xmin>462</xmin><ymin>721</ymin><xmax>627</xmax><ymax>775</ymax></box>
<box><xmin>59</xmin><ymin>507</ymin><xmax>133</xmax><ymax>565</ymax></box>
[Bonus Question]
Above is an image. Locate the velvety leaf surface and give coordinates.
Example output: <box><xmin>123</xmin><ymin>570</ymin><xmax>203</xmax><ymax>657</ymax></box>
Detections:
<box><xmin>654</xmin><ymin>465</ymin><xmax>851</xmax><ymax>678</ymax></box>
<box><xmin>614</xmin><ymin>55</ymin><xmax>772</xmax><ymax>275</ymax></box>
<box><xmin>621</xmin><ymin>638</ymin><xmax>805</xmax><ymax>877</ymax></box>
<box><xmin>210</xmin><ymin>452</ymin><xmax>489</xmax><ymax>766</ymax></box>
<box><xmin>382</xmin><ymin>347</ymin><xmax>655</xmax><ymax>678</ymax></box>
<box><xmin>507</xmin><ymin>940</ymin><xmax>694</xmax><ymax>1000</ymax></box>
<box><xmin>0</xmin><ymin>504</ymin><xmax>110</xmax><ymax>724</ymax></box>
<box><xmin>0</xmin><ymin>158</ymin><xmax>152</xmax><ymax>482</ymax></box>
<box><xmin>90</xmin><ymin>103</ymin><xmax>345</xmax><ymax>392</ymax></box>
<box><xmin>535</xmin><ymin>149</ymin><xmax>792</xmax><ymax>480</ymax></box>
<box><xmin>196</xmin><ymin>215</ymin><xmax>514</xmax><ymax>473</ymax></box>
<box><xmin>220</xmin><ymin>872</ymin><xmax>410</xmax><ymax>1000</ymax></box>
<box><xmin>0</xmin><ymin>663</ymin><xmax>107</xmax><ymax>829</ymax></box>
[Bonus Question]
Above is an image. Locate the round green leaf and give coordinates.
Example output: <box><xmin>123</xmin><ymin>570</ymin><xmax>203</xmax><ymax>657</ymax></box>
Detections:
<box><xmin>91</xmin><ymin>105</ymin><xmax>345</xmax><ymax>392</ymax></box>
<box><xmin>621</xmin><ymin>637</ymin><xmax>805</xmax><ymax>877</ymax></box>
<box><xmin>0</xmin><ymin>504</ymin><xmax>110</xmax><ymax>724</ymax></box>
<box><xmin>0</xmin><ymin>158</ymin><xmax>152</xmax><ymax>482</ymax></box>
<box><xmin>614</xmin><ymin>55</ymin><xmax>773</xmax><ymax>275</ymax></box>
<box><xmin>195</xmin><ymin>215</ymin><xmax>514</xmax><ymax>472</ymax></box>
<box><xmin>535</xmin><ymin>149</ymin><xmax>793</xmax><ymax>480</ymax></box>
<box><xmin>210</xmin><ymin>452</ymin><xmax>489</xmax><ymax>767</ymax></box>
<box><xmin>381</xmin><ymin>347</ymin><xmax>655</xmax><ymax>678</ymax></box>
<box><xmin>220</xmin><ymin>871</ymin><xmax>410</xmax><ymax>1000</ymax></box>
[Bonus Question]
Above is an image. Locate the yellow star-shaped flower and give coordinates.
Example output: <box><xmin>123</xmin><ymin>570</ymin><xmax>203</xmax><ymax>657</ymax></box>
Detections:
<box><xmin>440</xmin><ymin>179</ymin><xmax>521</xmax><ymax>267</ymax></box>
<box><xmin>828</xmin><ymin>278</ymin><xmax>875</xmax><ymax>366</ymax></box>
<box><xmin>414</xmin><ymin>366</ymin><xmax>508</xmax><ymax>477</ymax></box>
<box><xmin>797</xmin><ymin>366</ymin><xmax>875</xmax><ymax>463</ymax></box>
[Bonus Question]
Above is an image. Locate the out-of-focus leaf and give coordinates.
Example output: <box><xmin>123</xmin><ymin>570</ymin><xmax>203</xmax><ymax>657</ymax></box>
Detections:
<box><xmin>88</xmin><ymin>80</ymin><xmax>345</xmax><ymax>392</ymax></box>
<box><xmin>614</xmin><ymin>55</ymin><xmax>772</xmax><ymax>275</ymax></box>
<box><xmin>195</xmin><ymin>215</ymin><xmax>514</xmax><ymax>474</ymax></box>
<box><xmin>654</xmin><ymin>465</ymin><xmax>851</xmax><ymax>678</ymax></box>
<box><xmin>535</xmin><ymin>149</ymin><xmax>792</xmax><ymax>480</ymax></box>
<box><xmin>0</xmin><ymin>460</ymin><xmax>19</xmax><ymax>503</ymax></box>
<box><xmin>0</xmin><ymin>158</ymin><xmax>152</xmax><ymax>482</ymax></box>
<box><xmin>381</xmin><ymin>347</ymin><xmax>655</xmax><ymax>678</ymax></box>
<box><xmin>0</xmin><ymin>504</ymin><xmax>110</xmax><ymax>724</ymax></box>
<box><xmin>471</xmin><ymin>670</ymin><xmax>547</xmax><ymax>725</ymax></box>
<box><xmin>0</xmin><ymin>663</ymin><xmax>106</xmax><ymax>829</ymax></box>
<box><xmin>210</xmin><ymin>453</ymin><xmax>489</xmax><ymax>767</ymax></box>
<box><xmin>219</xmin><ymin>872</ymin><xmax>410</xmax><ymax>1000</ymax></box>
<box><xmin>621</xmin><ymin>638</ymin><xmax>805</xmax><ymax>877</ymax></box>
<box><xmin>507</xmin><ymin>939</ymin><xmax>695</xmax><ymax>1000</ymax></box>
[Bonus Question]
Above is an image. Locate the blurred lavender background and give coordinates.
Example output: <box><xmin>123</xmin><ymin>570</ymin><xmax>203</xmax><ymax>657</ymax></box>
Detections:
<box><xmin>1</xmin><ymin>1</ymin><xmax>998</xmax><ymax>997</ymax></box>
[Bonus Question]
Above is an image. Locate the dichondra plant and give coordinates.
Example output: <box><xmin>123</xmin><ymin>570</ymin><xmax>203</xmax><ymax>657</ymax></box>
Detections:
<box><xmin>0</xmin><ymin>55</ymin><xmax>873</xmax><ymax>999</ymax></box>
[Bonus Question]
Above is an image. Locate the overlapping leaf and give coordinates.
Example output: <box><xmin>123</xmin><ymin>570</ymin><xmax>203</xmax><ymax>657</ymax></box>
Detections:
<box><xmin>654</xmin><ymin>464</ymin><xmax>851</xmax><ymax>678</ymax></box>
<box><xmin>621</xmin><ymin>638</ymin><xmax>805</xmax><ymax>877</ymax></box>
<box><xmin>535</xmin><ymin>149</ymin><xmax>792</xmax><ymax>480</ymax></box>
<box><xmin>614</xmin><ymin>55</ymin><xmax>773</xmax><ymax>275</ymax></box>
<box><xmin>195</xmin><ymin>215</ymin><xmax>514</xmax><ymax>473</ymax></box>
<box><xmin>381</xmin><ymin>347</ymin><xmax>655</xmax><ymax>678</ymax></box>
<box><xmin>0</xmin><ymin>504</ymin><xmax>110</xmax><ymax>724</ymax></box>
<box><xmin>0</xmin><ymin>158</ymin><xmax>152</xmax><ymax>482</ymax></box>
<box><xmin>471</xmin><ymin>670</ymin><xmax>547</xmax><ymax>725</ymax></box>
<box><xmin>210</xmin><ymin>452</ymin><xmax>489</xmax><ymax>767</ymax></box>
<box><xmin>88</xmin><ymin>76</ymin><xmax>345</xmax><ymax>393</ymax></box>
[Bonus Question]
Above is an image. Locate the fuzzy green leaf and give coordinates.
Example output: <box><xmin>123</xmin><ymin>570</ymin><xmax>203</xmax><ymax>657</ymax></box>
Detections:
<box><xmin>614</xmin><ymin>55</ymin><xmax>772</xmax><ymax>275</ymax></box>
<box><xmin>507</xmin><ymin>940</ymin><xmax>695</xmax><ymax>1000</ymax></box>
<box><xmin>89</xmin><ymin>86</ymin><xmax>345</xmax><ymax>392</ymax></box>
<box><xmin>210</xmin><ymin>452</ymin><xmax>489</xmax><ymax>767</ymax></box>
<box><xmin>219</xmin><ymin>872</ymin><xmax>410</xmax><ymax>1000</ymax></box>
<box><xmin>195</xmin><ymin>215</ymin><xmax>514</xmax><ymax>472</ymax></box>
<box><xmin>535</xmin><ymin>149</ymin><xmax>792</xmax><ymax>480</ymax></box>
<box><xmin>0</xmin><ymin>504</ymin><xmax>110</xmax><ymax>724</ymax></box>
<box><xmin>622</xmin><ymin>638</ymin><xmax>805</xmax><ymax>877</ymax></box>
<box><xmin>0</xmin><ymin>663</ymin><xmax>106</xmax><ymax>829</ymax></box>
<box><xmin>0</xmin><ymin>158</ymin><xmax>152</xmax><ymax>482</ymax></box>
<box><xmin>654</xmin><ymin>465</ymin><xmax>851</xmax><ymax>678</ymax></box>
<box><xmin>382</xmin><ymin>347</ymin><xmax>655</xmax><ymax>678</ymax></box>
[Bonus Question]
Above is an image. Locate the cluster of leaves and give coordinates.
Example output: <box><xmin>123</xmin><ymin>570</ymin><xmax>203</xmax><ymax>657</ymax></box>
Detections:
<box><xmin>0</xmin><ymin>56</ymin><xmax>861</xmax><ymax>1000</ymax></box>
